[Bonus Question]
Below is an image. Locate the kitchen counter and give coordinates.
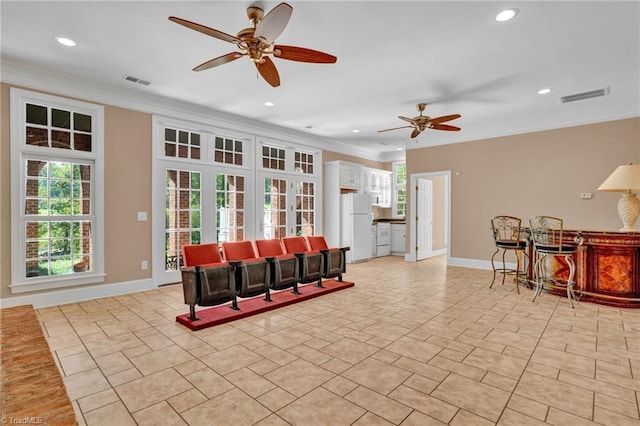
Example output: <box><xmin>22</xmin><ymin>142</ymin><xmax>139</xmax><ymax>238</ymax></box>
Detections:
<box><xmin>373</xmin><ymin>218</ymin><xmax>406</xmax><ymax>224</ymax></box>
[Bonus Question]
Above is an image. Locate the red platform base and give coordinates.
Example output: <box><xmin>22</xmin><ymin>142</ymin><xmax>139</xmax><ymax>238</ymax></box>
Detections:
<box><xmin>176</xmin><ymin>279</ymin><xmax>355</xmax><ymax>331</ymax></box>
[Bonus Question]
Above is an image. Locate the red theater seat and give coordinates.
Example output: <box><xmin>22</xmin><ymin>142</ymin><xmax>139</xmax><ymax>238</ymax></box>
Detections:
<box><xmin>180</xmin><ymin>243</ymin><xmax>237</xmax><ymax>321</ymax></box>
<box><xmin>281</xmin><ymin>236</ymin><xmax>324</xmax><ymax>287</ymax></box>
<box><xmin>221</xmin><ymin>241</ymin><xmax>271</xmax><ymax>301</ymax></box>
<box><xmin>255</xmin><ymin>239</ymin><xmax>300</xmax><ymax>293</ymax></box>
<box><xmin>305</xmin><ymin>236</ymin><xmax>349</xmax><ymax>282</ymax></box>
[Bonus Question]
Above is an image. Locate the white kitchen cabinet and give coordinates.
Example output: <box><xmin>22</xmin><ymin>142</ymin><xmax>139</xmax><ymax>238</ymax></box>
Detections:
<box><xmin>363</xmin><ymin>167</ymin><xmax>392</xmax><ymax>207</ymax></box>
<box><xmin>325</xmin><ymin>161</ymin><xmax>364</xmax><ymax>248</ymax></box>
<box><xmin>339</xmin><ymin>163</ymin><xmax>362</xmax><ymax>189</ymax></box>
<box><xmin>391</xmin><ymin>223</ymin><xmax>406</xmax><ymax>255</ymax></box>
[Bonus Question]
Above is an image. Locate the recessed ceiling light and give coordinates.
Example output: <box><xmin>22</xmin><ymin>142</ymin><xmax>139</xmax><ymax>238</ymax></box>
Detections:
<box><xmin>55</xmin><ymin>36</ymin><xmax>76</xmax><ymax>47</ymax></box>
<box><xmin>352</xmin><ymin>129</ymin><xmax>360</xmax><ymax>133</ymax></box>
<box><xmin>264</xmin><ymin>101</ymin><xmax>275</xmax><ymax>107</ymax></box>
<box><xmin>538</xmin><ymin>88</ymin><xmax>552</xmax><ymax>95</ymax></box>
<box><xmin>396</xmin><ymin>148</ymin><xmax>403</xmax><ymax>151</ymax></box>
<box><xmin>496</xmin><ymin>9</ymin><xmax>518</xmax><ymax>22</ymax></box>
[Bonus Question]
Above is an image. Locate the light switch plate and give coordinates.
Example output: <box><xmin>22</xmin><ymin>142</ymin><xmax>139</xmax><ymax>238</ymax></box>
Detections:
<box><xmin>580</xmin><ymin>192</ymin><xmax>592</xmax><ymax>199</ymax></box>
<box><xmin>137</xmin><ymin>211</ymin><xmax>147</xmax><ymax>221</ymax></box>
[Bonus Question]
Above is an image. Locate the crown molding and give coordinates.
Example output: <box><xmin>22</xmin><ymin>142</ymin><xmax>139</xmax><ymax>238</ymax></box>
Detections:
<box><xmin>1</xmin><ymin>60</ymin><xmax>393</xmax><ymax>162</ymax></box>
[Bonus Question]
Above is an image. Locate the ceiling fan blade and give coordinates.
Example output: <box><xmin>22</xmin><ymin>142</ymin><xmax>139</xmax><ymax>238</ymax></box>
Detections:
<box><xmin>273</xmin><ymin>45</ymin><xmax>337</xmax><ymax>63</ymax></box>
<box><xmin>255</xmin><ymin>3</ymin><xmax>293</xmax><ymax>45</ymax></box>
<box><xmin>410</xmin><ymin>128</ymin><xmax>422</xmax><ymax>138</ymax></box>
<box><xmin>398</xmin><ymin>116</ymin><xmax>416</xmax><ymax>124</ymax></box>
<box><xmin>430</xmin><ymin>114</ymin><xmax>462</xmax><ymax>124</ymax></box>
<box><xmin>193</xmin><ymin>52</ymin><xmax>244</xmax><ymax>72</ymax></box>
<box><xmin>256</xmin><ymin>56</ymin><xmax>281</xmax><ymax>87</ymax></box>
<box><xmin>377</xmin><ymin>125</ymin><xmax>413</xmax><ymax>133</ymax></box>
<box><xmin>169</xmin><ymin>16</ymin><xmax>242</xmax><ymax>44</ymax></box>
<box><xmin>431</xmin><ymin>123</ymin><xmax>461</xmax><ymax>131</ymax></box>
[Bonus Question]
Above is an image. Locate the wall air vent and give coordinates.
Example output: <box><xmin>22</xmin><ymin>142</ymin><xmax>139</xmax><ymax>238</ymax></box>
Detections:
<box><xmin>123</xmin><ymin>75</ymin><xmax>151</xmax><ymax>86</ymax></box>
<box><xmin>559</xmin><ymin>87</ymin><xmax>609</xmax><ymax>104</ymax></box>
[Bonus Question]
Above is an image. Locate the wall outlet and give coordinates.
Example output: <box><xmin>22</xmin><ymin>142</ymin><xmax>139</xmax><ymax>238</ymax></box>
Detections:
<box><xmin>141</xmin><ymin>260</ymin><xmax>148</xmax><ymax>270</ymax></box>
<box><xmin>580</xmin><ymin>192</ymin><xmax>592</xmax><ymax>199</ymax></box>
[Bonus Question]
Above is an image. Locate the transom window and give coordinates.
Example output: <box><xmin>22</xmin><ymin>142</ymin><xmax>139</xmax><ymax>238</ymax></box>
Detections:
<box><xmin>294</xmin><ymin>151</ymin><xmax>314</xmax><ymax>174</ymax></box>
<box><xmin>214</xmin><ymin>136</ymin><xmax>243</xmax><ymax>166</ymax></box>
<box><xmin>262</xmin><ymin>146</ymin><xmax>285</xmax><ymax>170</ymax></box>
<box><xmin>164</xmin><ymin>128</ymin><xmax>201</xmax><ymax>160</ymax></box>
<box><xmin>25</xmin><ymin>103</ymin><xmax>92</xmax><ymax>151</ymax></box>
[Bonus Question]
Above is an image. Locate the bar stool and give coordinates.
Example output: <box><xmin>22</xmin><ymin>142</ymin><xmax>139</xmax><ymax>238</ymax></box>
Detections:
<box><xmin>529</xmin><ymin>216</ymin><xmax>578</xmax><ymax>308</ymax></box>
<box><xmin>490</xmin><ymin>216</ymin><xmax>529</xmax><ymax>294</ymax></box>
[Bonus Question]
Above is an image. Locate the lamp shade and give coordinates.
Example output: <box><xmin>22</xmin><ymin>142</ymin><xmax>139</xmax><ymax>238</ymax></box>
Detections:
<box><xmin>598</xmin><ymin>163</ymin><xmax>640</xmax><ymax>193</ymax></box>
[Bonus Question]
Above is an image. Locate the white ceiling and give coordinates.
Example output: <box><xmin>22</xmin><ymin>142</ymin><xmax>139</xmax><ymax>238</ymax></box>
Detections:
<box><xmin>2</xmin><ymin>1</ymin><xmax>639</xmax><ymax>161</ymax></box>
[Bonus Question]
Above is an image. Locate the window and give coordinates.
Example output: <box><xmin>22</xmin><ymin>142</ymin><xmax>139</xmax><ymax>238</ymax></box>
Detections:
<box><xmin>214</xmin><ymin>136</ymin><xmax>243</xmax><ymax>165</ymax></box>
<box><xmin>11</xmin><ymin>89</ymin><xmax>104</xmax><ymax>293</ymax></box>
<box><xmin>262</xmin><ymin>146</ymin><xmax>285</xmax><ymax>170</ymax></box>
<box><xmin>164</xmin><ymin>128</ymin><xmax>200</xmax><ymax>160</ymax></box>
<box><xmin>393</xmin><ymin>162</ymin><xmax>407</xmax><ymax>218</ymax></box>
<box><xmin>294</xmin><ymin>151</ymin><xmax>314</xmax><ymax>174</ymax></box>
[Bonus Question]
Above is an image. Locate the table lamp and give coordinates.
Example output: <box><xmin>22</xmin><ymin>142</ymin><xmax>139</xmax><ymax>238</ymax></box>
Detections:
<box><xmin>597</xmin><ymin>163</ymin><xmax>640</xmax><ymax>232</ymax></box>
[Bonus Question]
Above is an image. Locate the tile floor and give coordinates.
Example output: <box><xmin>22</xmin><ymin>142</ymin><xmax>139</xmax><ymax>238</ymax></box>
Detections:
<box><xmin>37</xmin><ymin>256</ymin><xmax>640</xmax><ymax>425</ymax></box>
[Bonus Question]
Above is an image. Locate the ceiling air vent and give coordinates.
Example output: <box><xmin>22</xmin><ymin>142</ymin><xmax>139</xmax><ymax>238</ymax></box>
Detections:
<box><xmin>559</xmin><ymin>87</ymin><xmax>609</xmax><ymax>104</ymax></box>
<box><xmin>123</xmin><ymin>75</ymin><xmax>151</xmax><ymax>86</ymax></box>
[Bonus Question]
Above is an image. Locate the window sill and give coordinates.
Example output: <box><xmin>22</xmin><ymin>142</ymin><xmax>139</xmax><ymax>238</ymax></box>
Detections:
<box><xmin>10</xmin><ymin>274</ymin><xmax>106</xmax><ymax>294</ymax></box>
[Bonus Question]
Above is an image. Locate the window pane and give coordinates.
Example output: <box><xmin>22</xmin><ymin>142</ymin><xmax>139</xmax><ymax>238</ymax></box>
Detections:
<box><xmin>26</xmin><ymin>104</ymin><xmax>47</xmax><ymax>125</ymax></box>
<box><xmin>73</xmin><ymin>113</ymin><xmax>92</xmax><ymax>132</ymax></box>
<box><xmin>26</xmin><ymin>127</ymin><xmax>49</xmax><ymax>146</ymax></box>
<box><xmin>74</xmin><ymin>133</ymin><xmax>92</xmax><ymax>152</ymax></box>
<box><xmin>165</xmin><ymin>128</ymin><xmax>176</xmax><ymax>142</ymax></box>
<box><xmin>52</xmin><ymin>109</ymin><xmax>71</xmax><ymax>129</ymax></box>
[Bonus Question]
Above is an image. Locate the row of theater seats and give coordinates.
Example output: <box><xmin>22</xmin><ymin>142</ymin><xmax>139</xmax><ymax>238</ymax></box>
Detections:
<box><xmin>180</xmin><ymin>236</ymin><xmax>350</xmax><ymax>321</ymax></box>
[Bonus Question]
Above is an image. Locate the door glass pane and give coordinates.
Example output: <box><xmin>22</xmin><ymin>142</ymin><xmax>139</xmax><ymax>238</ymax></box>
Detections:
<box><xmin>165</xmin><ymin>168</ymin><xmax>201</xmax><ymax>270</ymax></box>
<box><xmin>216</xmin><ymin>174</ymin><xmax>245</xmax><ymax>242</ymax></box>
<box><xmin>296</xmin><ymin>180</ymin><xmax>315</xmax><ymax>236</ymax></box>
<box><xmin>263</xmin><ymin>177</ymin><xmax>287</xmax><ymax>239</ymax></box>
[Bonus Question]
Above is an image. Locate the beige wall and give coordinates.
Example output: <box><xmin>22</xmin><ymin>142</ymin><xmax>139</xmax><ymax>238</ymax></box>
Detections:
<box><xmin>103</xmin><ymin>106</ymin><xmax>152</xmax><ymax>284</ymax></box>
<box><xmin>322</xmin><ymin>150</ymin><xmax>387</xmax><ymax>170</ymax></box>
<box><xmin>431</xmin><ymin>175</ymin><xmax>446</xmax><ymax>251</ymax></box>
<box><xmin>407</xmin><ymin>117</ymin><xmax>640</xmax><ymax>261</ymax></box>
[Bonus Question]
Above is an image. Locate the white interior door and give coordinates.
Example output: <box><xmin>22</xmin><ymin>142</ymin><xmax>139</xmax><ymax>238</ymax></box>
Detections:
<box><xmin>416</xmin><ymin>178</ymin><xmax>433</xmax><ymax>260</ymax></box>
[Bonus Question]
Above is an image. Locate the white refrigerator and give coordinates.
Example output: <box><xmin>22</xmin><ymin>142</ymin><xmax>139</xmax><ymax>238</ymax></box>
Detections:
<box><xmin>341</xmin><ymin>193</ymin><xmax>373</xmax><ymax>263</ymax></box>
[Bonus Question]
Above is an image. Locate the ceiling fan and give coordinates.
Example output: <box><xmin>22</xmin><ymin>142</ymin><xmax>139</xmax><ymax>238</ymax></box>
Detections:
<box><xmin>378</xmin><ymin>103</ymin><xmax>462</xmax><ymax>138</ymax></box>
<box><xmin>169</xmin><ymin>2</ymin><xmax>337</xmax><ymax>87</ymax></box>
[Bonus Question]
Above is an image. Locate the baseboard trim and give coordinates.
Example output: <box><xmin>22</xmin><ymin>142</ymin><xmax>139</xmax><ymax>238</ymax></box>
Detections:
<box><xmin>449</xmin><ymin>257</ymin><xmax>517</xmax><ymax>271</ymax></box>
<box><xmin>0</xmin><ymin>279</ymin><xmax>156</xmax><ymax>309</ymax></box>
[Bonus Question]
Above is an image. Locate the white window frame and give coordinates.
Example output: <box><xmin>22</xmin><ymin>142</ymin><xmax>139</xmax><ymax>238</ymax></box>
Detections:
<box><xmin>10</xmin><ymin>88</ymin><xmax>105</xmax><ymax>293</ymax></box>
<box><xmin>392</xmin><ymin>161</ymin><xmax>407</xmax><ymax>218</ymax></box>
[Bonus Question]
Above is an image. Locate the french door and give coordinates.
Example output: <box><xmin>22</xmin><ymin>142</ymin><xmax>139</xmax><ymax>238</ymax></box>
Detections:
<box><xmin>258</xmin><ymin>172</ymin><xmax>317</xmax><ymax>239</ymax></box>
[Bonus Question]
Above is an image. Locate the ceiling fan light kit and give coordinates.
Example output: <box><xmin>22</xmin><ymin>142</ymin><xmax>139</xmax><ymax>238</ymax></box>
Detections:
<box><xmin>169</xmin><ymin>2</ymin><xmax>337</xmax><ymax>87</ymax></box>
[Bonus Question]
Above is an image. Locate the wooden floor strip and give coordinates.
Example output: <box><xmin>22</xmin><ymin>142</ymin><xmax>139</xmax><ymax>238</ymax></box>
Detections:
<box><xmin>1</xmin><ymin>305</ymin><xmax>77</xmax><ymax>425</ymax></box>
